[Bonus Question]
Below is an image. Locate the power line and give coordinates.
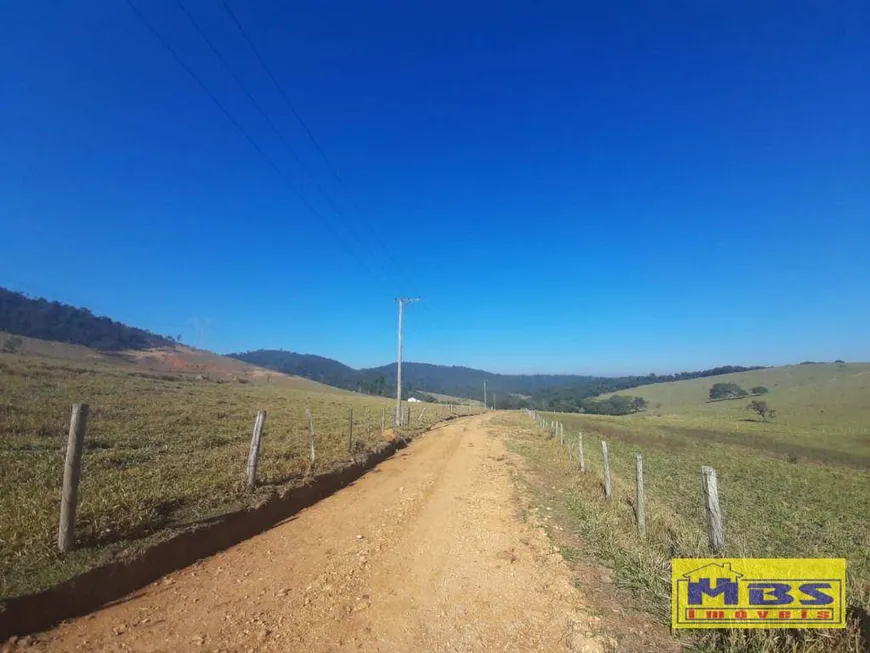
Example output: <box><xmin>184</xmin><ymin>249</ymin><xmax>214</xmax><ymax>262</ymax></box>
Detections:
<box><xmin>172</xmin><ymin>0</ymin><xmax>398</xmax><ymax>288</ymax></box>
<box><xmin>216</xmin><ymin>0</ymin><xmax>409</xmax><ymax>286</ymax></box>
<box><xmin>125</xmin><ymin>0</ymin><xmax>388</xmax><ymax>288</ymax></box>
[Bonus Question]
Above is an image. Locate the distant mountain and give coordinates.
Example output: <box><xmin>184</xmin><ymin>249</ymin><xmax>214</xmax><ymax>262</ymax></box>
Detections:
<box><xmin>0</xmin><ymin>285</ymin><xmax>764</xmax><ymax>410</ymax></box>
<box><xmin>228</xmin><ymin>350</ymin><xmax>358</xmax><ymax>388</ymax></box>
<box><xmin>227</xmin><ymin>350</ymin><xmax>585</xmax><ymax>398</ymax></box>
<box><xmin>362</xmin><ymin>362</ymin><xmax>596</xmax><ymax>397</ymax></box>
<box><xmin>228</xmin><ymin>348</ymin><xmax>763</xmax><ymax>410</ymax></box>
<box><xmin>0</xmin><ymin>287</ymin><xmax>173</xmax><ymax>351</ymax></box>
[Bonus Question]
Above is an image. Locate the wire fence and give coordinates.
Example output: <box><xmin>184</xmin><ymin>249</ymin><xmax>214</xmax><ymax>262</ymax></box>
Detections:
<box><xmin>52</xmin><ymin>400</ymin><xmax>480</xmax><ymax>554</ymax></box>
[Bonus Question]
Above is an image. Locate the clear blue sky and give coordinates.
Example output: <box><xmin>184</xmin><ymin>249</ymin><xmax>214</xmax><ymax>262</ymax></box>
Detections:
<box><xmin>2</xmin><ymin>1</ymin><xmax>868</xmax><ymax>374</ymax></box>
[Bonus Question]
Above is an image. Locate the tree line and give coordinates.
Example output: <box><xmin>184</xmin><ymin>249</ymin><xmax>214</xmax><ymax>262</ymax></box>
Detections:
<box><xmin>0</xmin><ymin>287</ymin><xmax>173</xmax><ymax>351</ymax></box>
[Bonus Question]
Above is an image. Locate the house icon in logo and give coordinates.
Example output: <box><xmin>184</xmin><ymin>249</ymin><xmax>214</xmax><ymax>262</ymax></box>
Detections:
<box><xmin>683</xmin><ymin>562</ymin><xmax>743</xmax><ymax>582</ymax></box>
<box><xmin>683</xmin><ymin>562</ymin><xmax>743</xmax><ymax>605</ymax></box>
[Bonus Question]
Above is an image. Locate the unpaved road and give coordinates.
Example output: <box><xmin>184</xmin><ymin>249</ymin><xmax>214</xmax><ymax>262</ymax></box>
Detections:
<box><xmin>30</xmin><ymin>414</ymin><xmax>609</xmax><ymax>652</ymax></box>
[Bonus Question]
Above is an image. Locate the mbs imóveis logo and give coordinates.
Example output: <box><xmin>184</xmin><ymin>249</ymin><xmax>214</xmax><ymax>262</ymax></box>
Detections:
<box><xmin>672</xmin><ymin>558</ymin><xmax>845</xmax><ymax>629</ymax></box>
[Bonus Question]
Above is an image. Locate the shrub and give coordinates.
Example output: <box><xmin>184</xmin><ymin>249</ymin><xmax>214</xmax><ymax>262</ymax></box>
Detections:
<box><xmin>746</xmin><ymin>399</ymin><xmax>776</xmax><ymax>422</ymax></box>
<box><xmin>1</xmin><ymin>336</ymin><xmax>23</xmax><ymax>354</ymax></box>
<box><xmin>708</xmin><ymin>382</ymin><xmax>748</xmax><ymax>401</ymax></box>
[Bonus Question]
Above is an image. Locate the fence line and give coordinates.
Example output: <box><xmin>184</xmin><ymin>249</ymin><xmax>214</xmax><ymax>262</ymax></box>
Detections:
<box><xmin>246</xmin><ymin>410</ymin><xmax>267</xmax><ymax>489</ymax></box>
<box><xmin>305</xmin><ymin>408</ymin><xmax>316</xmax><ymax>468</ymax></box>
<box><xmin>58</xmin><ymin>404</ymin><xmax>88</xmax><ymax>553</ymax></box>
<box><xmin>702</xmin><ymin>466</ymin><xmax>724</xmax><ymax>553</ymax></box>
<box><xmin>601</xmin><ymin>440</ymin><xmax>612</xmax><ymax>500</ymax></box>
<box><xmin>528</xmin><ymin>410</ymin><xmax>724</xmax><ymax>553</ymax></box>
<box><xmin>48</xmin><ymin>400</ymin><xmax>480</xmax><ymax>553</ymax></box>
<box><xmin>635</xmin><ymin>453</ymin><xmax>646</xmax><ymax>537</ymax></box>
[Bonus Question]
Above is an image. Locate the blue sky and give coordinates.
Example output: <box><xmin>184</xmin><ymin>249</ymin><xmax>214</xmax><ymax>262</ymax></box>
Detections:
<box><xmin>1</xmin><ymin>1</ymin><xmax>868</xmax><ymax>374</ymax></box>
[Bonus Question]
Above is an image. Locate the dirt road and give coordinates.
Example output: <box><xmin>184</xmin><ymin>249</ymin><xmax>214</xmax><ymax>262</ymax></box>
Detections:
<box><xmin>29</xmin><ymin>414</ymin><xmax>608</xmax><ymax>652</ymax></box>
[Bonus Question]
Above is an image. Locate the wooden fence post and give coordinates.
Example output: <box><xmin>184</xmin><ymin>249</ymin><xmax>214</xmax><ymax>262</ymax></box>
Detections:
<box><xmin>306</xmin><ymin>409</ymin><xmax>316</xmax><ymax>467</ymax></box>
<box><xmin>601</xmin><ymin>440</ymin><xmax>612</xmax><ymax>500</ymax></box>
<box><xmin>635</xmin><ymin>454</ymin><xmax>646</xmax><ymax>537</ymax></box>
<box><xmin>702</xmin><ymin>466</ymin><xmax>724</xmax><ymax>553</ymax></box>
<box><xmin>348</xmin><ymin>408</ymin><xmax>354</xmax><ymax>453</ymax></box>
<box><xmin>578</xmin><ymin>433</ymin><xmax>585</xmax><ymax>472</ymax></box>
<box><xmin>559</xmin><ymin>423</ymin><xmax>564</xmax><ymax>446</ymax></box>
<box><xmin>58</xmin><ymin>403</ymin><xmax>88</xmax><ymax>553</ymax></box>
<box><xmin>246</xmin><ymin>410</ymin><xmax>267</xmax><ymax>489</ymax></box>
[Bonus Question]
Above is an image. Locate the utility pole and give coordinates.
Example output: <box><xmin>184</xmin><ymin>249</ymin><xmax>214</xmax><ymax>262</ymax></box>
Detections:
<box><xmin>484</xmin><ymin>381</ymin><xmax>487</xmax><ymax>410</ymax></box>
<box><xmin>395</xmin><ymin>297</ymin><xmax>420</xmax><ymax>426</ymax></box>
<box><xmin>493</xmin><ymin>392</ymin><xmax>496</xmax><ymax>410</ymax></box>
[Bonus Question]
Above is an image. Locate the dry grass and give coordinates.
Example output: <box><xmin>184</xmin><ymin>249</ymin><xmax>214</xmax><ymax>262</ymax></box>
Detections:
<box><xmin>500</xmin><ymin>408</ymin><xmax>870</xmax><ymax>653</ymax></box>
<box><xmin>0</xmin><ymin>353</ymin><xmax>475</xmax><ymax>600</ymax></box>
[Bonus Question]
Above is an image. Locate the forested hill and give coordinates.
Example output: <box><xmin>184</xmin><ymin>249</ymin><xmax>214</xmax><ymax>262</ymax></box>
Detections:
<box><xmin>227</xmin><ymin>349</ymin><xmax>359</xmax><ymax>388</ymax></box>
<box><xmin>0</xmin><ymin>287</ymin><xmax>173</xmax><ymax>351</ymax></box>
<box><xmin>228</xmin><ymin>348</ymin><xmax>763</xmax><ymax>409</ymax></box>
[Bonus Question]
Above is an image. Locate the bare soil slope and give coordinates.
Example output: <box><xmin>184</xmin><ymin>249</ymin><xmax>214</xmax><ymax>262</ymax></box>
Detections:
<box><xmin>0</xmin><ymin>332</ymin><xmax>342</xmax><ymax>392</ymax></box>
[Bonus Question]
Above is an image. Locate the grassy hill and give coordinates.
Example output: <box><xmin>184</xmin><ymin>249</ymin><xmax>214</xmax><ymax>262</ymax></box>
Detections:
<box><xmin>614</xmin><ymin>361</ymin><xmax>869</xmax><ymax>416</ymax></box>
<box><xmin>534</xmin><ymin>361</ymin><xmax>870</xmax><ymax>650</ymax></box>
<box><xmin>0</xmin><ymin>331</ymin><xmax>345</xmax><ymax>395</ymax></box>
<box><xmin>599</xmin><ymin>361</ymin><xmax>870</xmax><ymax>462</ymax></box>
<box><xmin>0</xmin><ymin>343</ymin><xmax>473</xmax><ymax>602</ymax></box>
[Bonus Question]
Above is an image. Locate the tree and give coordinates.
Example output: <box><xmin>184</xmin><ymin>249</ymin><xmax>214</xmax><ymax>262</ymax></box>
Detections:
<box><xmin>578</xmin><ymin>395</ymin><xmax>647</xmax><ymax>416</ymax></box>
<box><xmin>746</xmin><ymin>400</ymin><xmax>776</xmax><ymax>422</ymax></box>
<box><xmin>750</xmin><ymin>386</ymin><xmax>769</xmax><ymax>395</ymax></box>
<box><xmin>708</xmin><ymin>382</ymin><xmax>748</xmax><ymax>401</ymax></box>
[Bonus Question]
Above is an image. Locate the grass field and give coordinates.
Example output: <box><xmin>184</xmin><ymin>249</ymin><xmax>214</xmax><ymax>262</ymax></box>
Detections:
<box><xmin>508</xmin><ymin>363</ymin><xmax>870</xmax><ymax>652</ymax></box>
<box><xmin>427</xmin><ymin>392</ymin><xmax>484</xmax><ymax>406</ymax></box>
<box><xmin>0</xmin><ymin>350</ymin><xmax>473</xmax><ymax>601</ymax></box>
